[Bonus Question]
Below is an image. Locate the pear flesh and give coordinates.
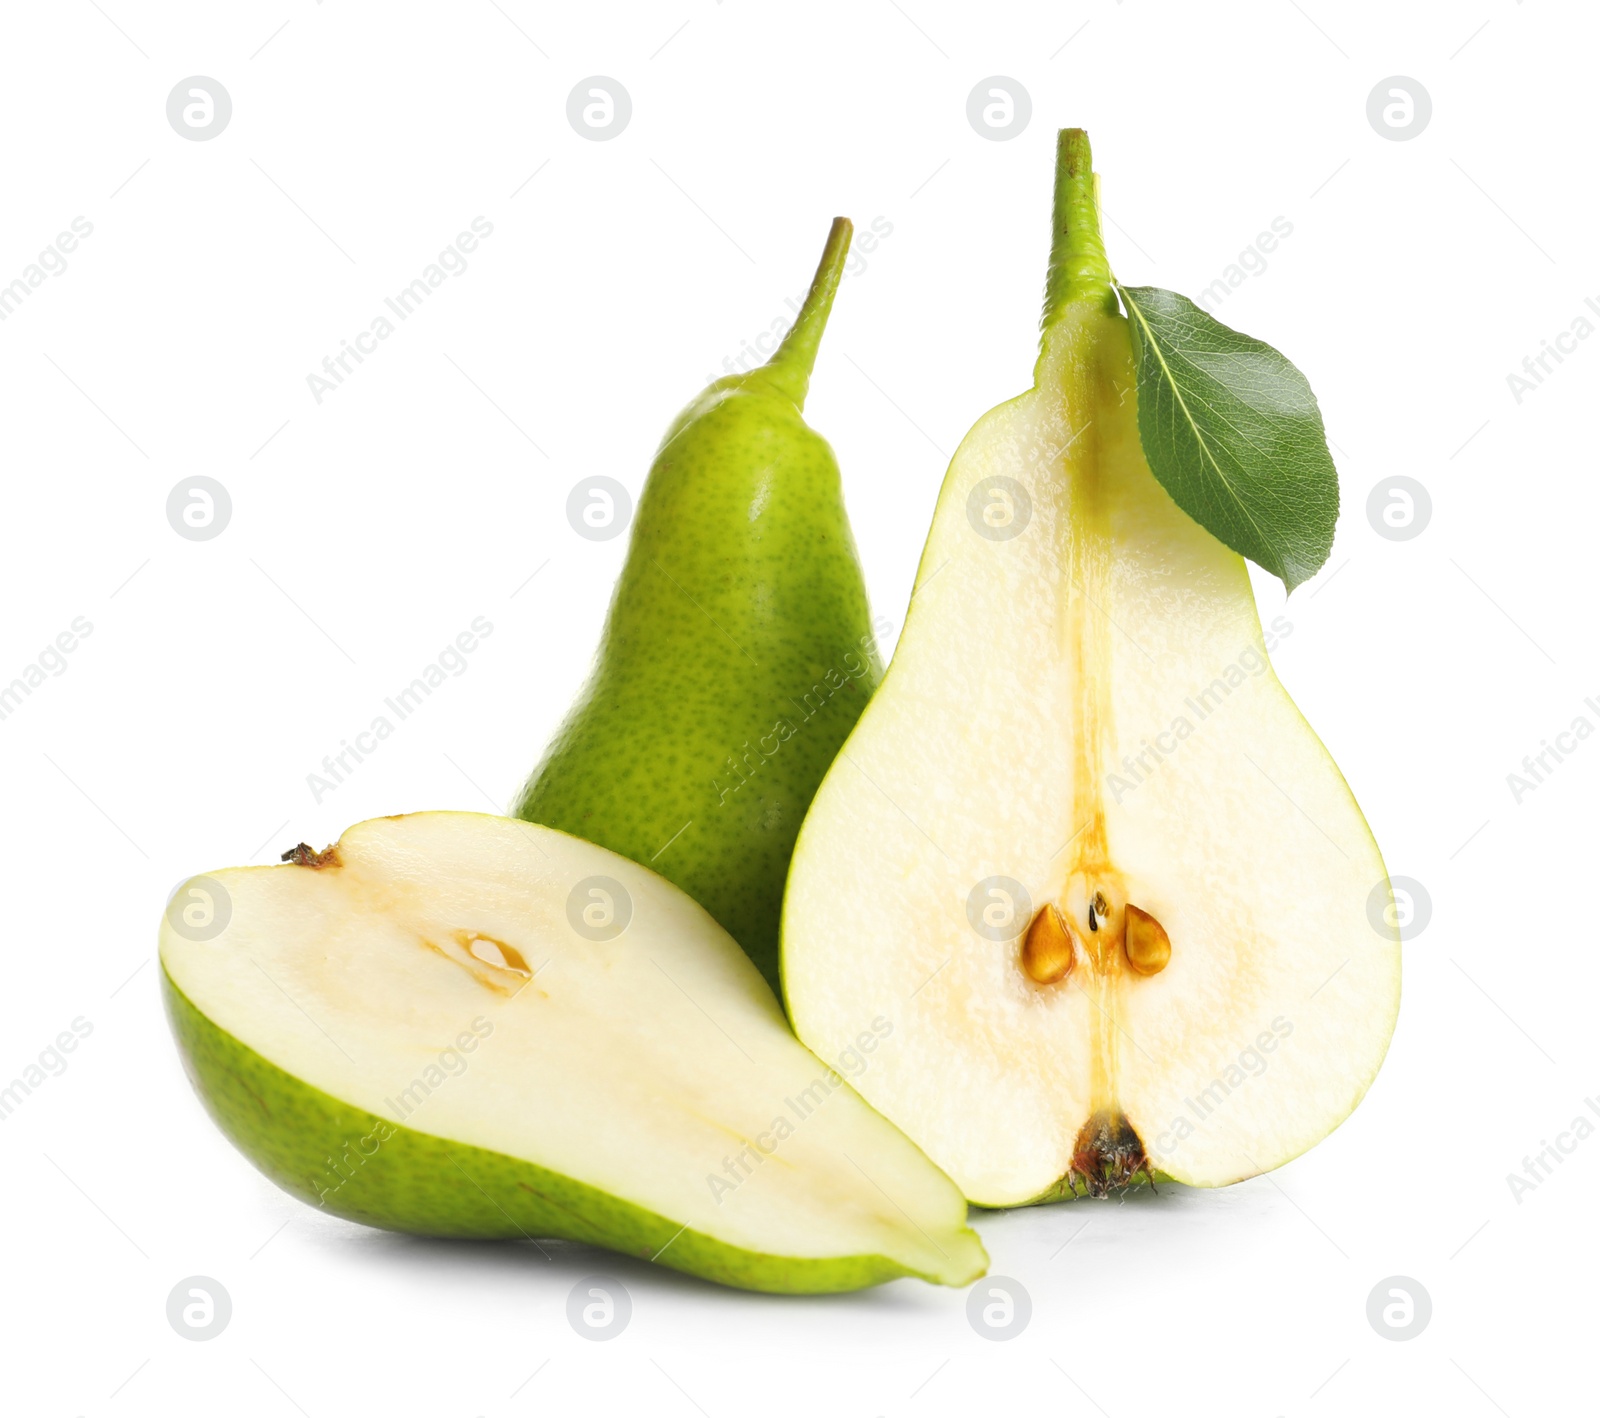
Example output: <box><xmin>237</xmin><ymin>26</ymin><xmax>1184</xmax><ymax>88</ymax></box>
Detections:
<box><xmin>161</xmin><ymin>812</ymin><xmax>985</xmax><ymax>1291</ymax></box>
<box><xmin>782</xmin><ymin>296</ymin><xmax>1400</xmax><ymax>1205</ymax></box>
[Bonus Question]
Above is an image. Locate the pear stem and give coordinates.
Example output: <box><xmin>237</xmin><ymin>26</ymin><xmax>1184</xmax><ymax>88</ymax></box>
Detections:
<box><xmin>1040</xmin><ymin>129</ymin><xmax>1117</xmax><ymax>335</ymax></box>
<box><xmin>764</xmin><ymin>216</ymin><xmax>853</xmax><ymax>409</ymax></box>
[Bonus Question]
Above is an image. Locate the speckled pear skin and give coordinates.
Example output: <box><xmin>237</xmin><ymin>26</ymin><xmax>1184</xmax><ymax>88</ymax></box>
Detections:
<box><xmin>163</xmin><ymin>968</ymin><xmax>934</xmax><ymax>1293</ymax></box>
<box><xmin>516</xmin><ymin>221</ymin><xmax>879</xmax><ymax>992</ymax></box>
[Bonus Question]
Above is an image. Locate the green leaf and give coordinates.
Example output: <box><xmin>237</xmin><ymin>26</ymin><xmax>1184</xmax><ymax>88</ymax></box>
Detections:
<box><xmin>1116</xmin><ymin>284</ymin><xmax>1339</xmax><ymax>592</ymax></box>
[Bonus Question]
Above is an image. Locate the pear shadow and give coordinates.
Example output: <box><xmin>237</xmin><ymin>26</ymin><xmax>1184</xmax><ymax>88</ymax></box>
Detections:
<box><xmin>967</xmin><ymin>1173</ymin><xmax>1289</xmax><ymax>1261</ymax></box>
<box><xmin>324</xmin><ymin>1226</ymin><xmax>953</xmax><ymax>1312</ymax></box>
<box><xmin>970</xmin><ymin>1178</ymin><xmax>1198</xmax><ymax>1215</ymax></box>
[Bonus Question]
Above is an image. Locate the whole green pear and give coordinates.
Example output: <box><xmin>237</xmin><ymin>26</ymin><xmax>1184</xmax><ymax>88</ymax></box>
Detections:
<box><xmin>517</xmin><ymin>219</ymin><xmax>880</xmax><ymax>990</ymax></box>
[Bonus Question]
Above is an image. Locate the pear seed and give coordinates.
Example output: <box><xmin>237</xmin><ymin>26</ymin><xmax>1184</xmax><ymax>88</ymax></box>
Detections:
<box><xmin>1088</xmin><ymin>890</ymin><xmax>1109</xmax><ymax>931</ymax></box>
<box><xmin>463</xmin><ymin>932</ymin><xmax>533</xmax><ymax>977</ymax></box>
<box><xmin>1022</xmin><ymin>904</ymin><xmax>1076</xmax><ymax>985</ymax></box>
<box><xmin>1124</xmin><ymin>905</ymin><xmax>1171</xmax><ymax>976</ymax></box>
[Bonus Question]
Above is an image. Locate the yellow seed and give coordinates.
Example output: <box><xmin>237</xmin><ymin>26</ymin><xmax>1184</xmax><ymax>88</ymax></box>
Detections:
<box><xmin>1124</xmin><ymin>904</ymin><xmax>1171</xmax><ymax>976</ymax></box>
<box><xmin>1022</xmin><ymin>904</ymin><xmax>1076</xmax><ymax>985</ymax></box>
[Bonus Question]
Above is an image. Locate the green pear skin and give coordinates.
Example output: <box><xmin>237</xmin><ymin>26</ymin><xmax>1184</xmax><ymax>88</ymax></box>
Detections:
<box><xmin>164</xmin><ymin>971</ymin><xmax>956</xmax><ymax>1293</ymax></box>
<box><xmin>517</xmin><ymin>220</ymin><xmax>880</xmax><ymax>991</ymax></box>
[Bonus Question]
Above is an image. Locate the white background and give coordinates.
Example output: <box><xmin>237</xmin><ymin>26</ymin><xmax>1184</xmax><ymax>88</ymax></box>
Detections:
<box><xmin>2</xmin><ymin>1</ymin><xmax>1594</xmax><ymax>1414</ymax></box>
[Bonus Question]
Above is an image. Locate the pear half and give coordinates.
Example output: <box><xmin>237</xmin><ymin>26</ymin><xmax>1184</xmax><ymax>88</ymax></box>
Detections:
<box><xmin>781</xmin><ymin>138</ymin><xmax>1400</xmax><ymax>1207</ymax></box>
<box><xmin>161</xmin><ymin>812</ymin><xmax>984</xmax><ymax>1291</ymax></box>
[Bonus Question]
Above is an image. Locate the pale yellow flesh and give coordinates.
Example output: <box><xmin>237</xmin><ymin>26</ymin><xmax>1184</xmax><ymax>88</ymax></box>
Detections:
<box><xmin>162</xmin><ymin>812</ymin><xmax>979</xmax><ymax>1275</ymax></box>
<box><xmin>782</xmin><ymin>308</ymin><xmax>1400</xmax><ymax>1205</ymax></box>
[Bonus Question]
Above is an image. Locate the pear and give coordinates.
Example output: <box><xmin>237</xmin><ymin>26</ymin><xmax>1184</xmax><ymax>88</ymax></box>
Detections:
<box><xmin>160</xmin><ymin>812</ymin><xmax>985</xmax><ymax>1292</ymax></box>
<box><xmin>781</xmin><ymin>134</ymin><xmax>1400</xmax><ymax>1205</ymax></box>
<box><xmin>517</xmin><ymin>220</ymin><xmax>879</xmax><ymax>993</ymax></box>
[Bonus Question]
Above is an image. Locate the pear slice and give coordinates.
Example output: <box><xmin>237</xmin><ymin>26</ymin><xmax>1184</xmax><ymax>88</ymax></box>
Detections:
<box><xmin>160</xmin><ymin>812</ymin><xmax>985</xmax><ymax>1292</ymax></box>
<box><xmin>781</xmin><ymin>136</ymin><xmax>1400</xmax><ymax>1206</ymax></box>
